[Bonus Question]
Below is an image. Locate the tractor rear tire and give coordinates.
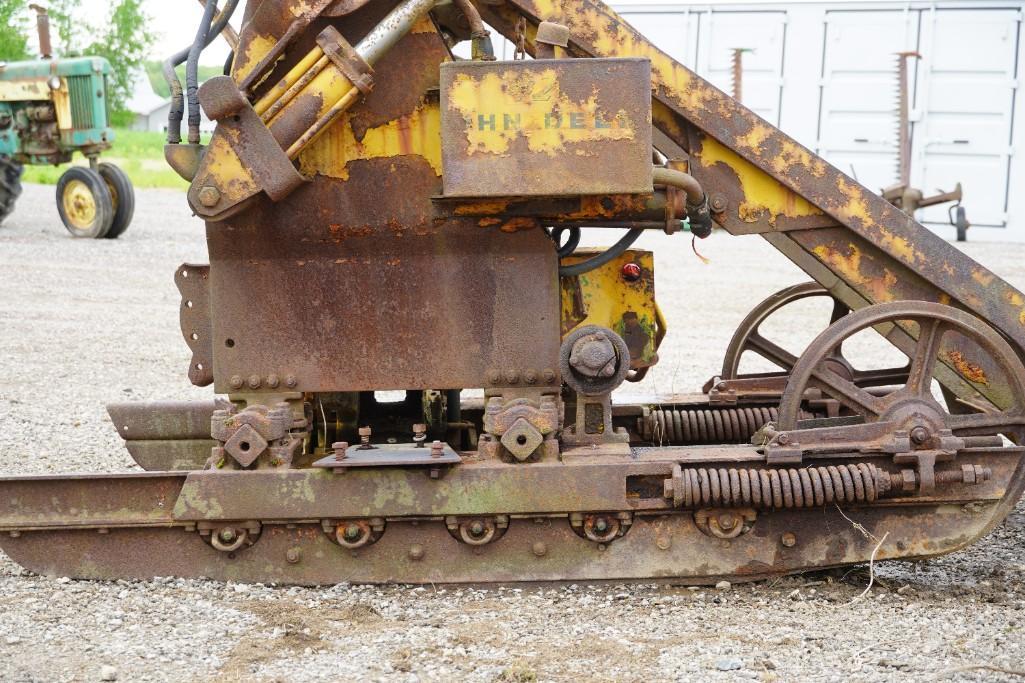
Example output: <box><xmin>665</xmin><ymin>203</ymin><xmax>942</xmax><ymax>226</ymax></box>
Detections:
<box><xmin>0</xmin><ymin>156</ymin><xmax>23</xmax><ymax>226</ymax></box>
<box><xmin>56</xmin><ymin>166</ymin><xmax>114</xmax><ymax>238</ymax></box>
<box><xmin>97</xmin><ymin>162</ymin><xmax>134</xmax><ymax>239</ymax></box>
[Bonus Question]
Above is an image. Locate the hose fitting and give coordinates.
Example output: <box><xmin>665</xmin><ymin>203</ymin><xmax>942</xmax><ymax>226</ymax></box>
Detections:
<box><xmin>652</xmin><ymin>166</ymin><xmax>714</xmax><ymax>238</ymax></box>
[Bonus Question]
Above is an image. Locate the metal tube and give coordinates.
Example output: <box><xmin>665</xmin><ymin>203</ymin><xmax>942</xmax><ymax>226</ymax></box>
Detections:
<box><xmin>652</xmin><ymin>166</ymin><xmax>703</xmax><ymax>205</ymax></box>
<box><xmin>355</xmin><ymin>0</ymin><xmax>440</xmax><ymax>66</ymax></box>
<box><xmin>28</xmin><ymin>5</ymin><xmax>52</xmax><ymax>59</ymax></box>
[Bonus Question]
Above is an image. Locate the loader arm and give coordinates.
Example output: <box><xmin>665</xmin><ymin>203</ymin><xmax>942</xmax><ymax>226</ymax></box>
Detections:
<box><xmin>480</xmin><ymin>0</ymin><xmax>1025</xmax><ymax>411</ymax></box>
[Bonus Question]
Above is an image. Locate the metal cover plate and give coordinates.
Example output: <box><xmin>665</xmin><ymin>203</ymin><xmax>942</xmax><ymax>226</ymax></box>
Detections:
<box><xmin>312</xmin><ymin>442</ymin><xmax>462</xmax><ymax>468</ymax></box>
<box><xmin>440</xmin><ymin>58</ymin><xmax>652</xmax><ymax>197</ymax></box>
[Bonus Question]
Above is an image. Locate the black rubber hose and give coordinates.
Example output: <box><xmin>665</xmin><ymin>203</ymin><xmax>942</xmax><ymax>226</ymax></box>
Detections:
<box><xmin>558</xmin><ymin>228</ymin><xmax>644</xmax><ymax>278</ymax></box>
<box><xmin>163</xmin><ymin>0</ymin><xmax>240</xmax><ymax>144</ymax></box>
<box><xmin>187</xmin><ymin>0</ymin><xmax>219</xmax><ymax>144</ymax></box>
<box><xmin>223</xmin><ymin>50</ymin><xmax>234</xmax><ymax>76</ymax></box>
<box><xmin>547</xmin><ymin>226</ymin><xmax>581</xmax><ymax>258</ymax></box>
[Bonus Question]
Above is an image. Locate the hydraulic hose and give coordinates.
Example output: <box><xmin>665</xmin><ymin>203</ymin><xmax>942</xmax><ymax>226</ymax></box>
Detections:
<box><xmin>186</xmin><ymin>0</ymin><xmax>219</xmax><ymax>144</ymax></box>
<box><xmin>652</xmin><ymin>166</ymin><xmax>713</xmax><ymax>238</ymax></box>
<box><xmin>164</xmin><ymin>0</ymin><xmax>240</xmax><ymax>144</ymax></box>
<box><xmin>558</xmin><ymin>228</ymin><xmax>644</xmax><ymax>278</ymax></box>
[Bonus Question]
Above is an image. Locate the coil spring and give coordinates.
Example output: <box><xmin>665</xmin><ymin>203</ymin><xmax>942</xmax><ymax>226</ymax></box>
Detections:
<box><xmin>642</xmin><ymin>406</ymin><xmax>803</xmax><ymax>445</ymax></box>
<box><xmin>669</xmin><ymin>463</ymin><xmax>891</xmax><ymax>509</ymax></box>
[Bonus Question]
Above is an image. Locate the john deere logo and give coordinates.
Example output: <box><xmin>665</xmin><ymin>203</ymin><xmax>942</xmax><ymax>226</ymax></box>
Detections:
<box><xmin>473</xmin><ymin>112</ymin><xmax>625</xmax><ymax>132</ymax></box>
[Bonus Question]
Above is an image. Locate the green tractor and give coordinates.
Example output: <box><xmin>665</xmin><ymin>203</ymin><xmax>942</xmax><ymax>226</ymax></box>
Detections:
<box><xmin>0</xmin><ymin>4</ymin><xmax>133</xmax><ymax>238</ymax></box>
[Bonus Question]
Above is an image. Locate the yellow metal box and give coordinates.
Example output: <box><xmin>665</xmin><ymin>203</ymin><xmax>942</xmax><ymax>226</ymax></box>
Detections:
<box><xmin>440</xmin><ymin>58</ymin><xmax>652</xmax><ymax>197</ymax></box>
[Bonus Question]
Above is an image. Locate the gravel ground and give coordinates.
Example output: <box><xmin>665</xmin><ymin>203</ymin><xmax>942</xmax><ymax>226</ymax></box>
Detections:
<box><xmin>0</xmin><ymin>183</ymin><xmax>1023</xmax><ymax>682</ymax></box>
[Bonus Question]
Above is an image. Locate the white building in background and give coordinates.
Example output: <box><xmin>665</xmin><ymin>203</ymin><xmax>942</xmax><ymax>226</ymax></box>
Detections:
<box><xmin>125</xmin><ymin>71</ymin><xmax>215</xmax><ymax>135</ymax></box>
<box><xmin>494</xmin><ymin>1</ymin><xmax>1024</xmax><ymax>240</ymax></box>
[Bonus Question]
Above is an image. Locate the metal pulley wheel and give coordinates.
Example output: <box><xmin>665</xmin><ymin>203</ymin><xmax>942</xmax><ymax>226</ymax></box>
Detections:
<box><xmin>560</xmin><ymin>324</ymin><xmax>631</xmax><ymax>396</ymax></box>
<box><xmin>776</xmin><ymin>301</ymin><xmax>1025</xmax><ymax>440</ymax></box>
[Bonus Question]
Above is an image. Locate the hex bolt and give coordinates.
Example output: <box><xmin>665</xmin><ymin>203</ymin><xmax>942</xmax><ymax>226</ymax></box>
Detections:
<box><xmin>247</xmin><ymin>374</ymin><xmax>261</xmax><ymax>389</ymax></box>
<box><xmin>487</xmin><ymin>370</ymin><xmax>502</xmax><ymax>385</ymax></box>
<box><xmin>504</xmin><ymin>369</ymin><xmax>520</xmax><ymax>384</ymax></box>
<box><xmin>229</xmin><ymin>375</ymin><xmax>243</xmax><ymax>390</ymax></box>
<box><xmin>532</xmin><ymin>541</ymin><xmax>547</xmax><ymax>557</ymax></box>
<box><xmin>777</xmin><ymin>433</ymin><xmax>790</xmax><ymax>446</ymax></box>
<box><xmin>709</xmin><ymin>193</ymin><xmax>727</xmax><ymax>213</ymax></box>
<box><xmin>358</xmin><ymin>426</ymin><xmax>372</xmax><ymax>449</ymax></box>
<box><xmin>285</xmin><ymin>547</ymin><xmax>301</xmax><ymax>564</ymax></box>
<box><xmin>197</xmin><ymin>185</ymin><xmax>221</xmax><ymax>207</ymax></box>
<box><xmin>594</xmin><ymin>518</ymin><xmax>608</xmax><ymax>533</ymax></box>
<box><xmin>219</xmin><ymin>528</ymin><xmax>237</xmax><ymax>543</ymax></box>
<box><xmin>542</xmin><ymin>368</ymin><xmax>557</xmax><ymax>384</ymax></box>
<box><xmin>332</xmin><ymin>441</ymin><xmax>349</xmax><ymax>461</ymax></box>
<box><xmin>781</xmin><ymin>532</ymin><xmax>797</xmax><ymax>547</ymax></box>
<box><xmin>524</xmin><ymin>369</ymin><xmax>538</xmax><ymax>385</ymax></box>
<box><xmin>285</xmin><ymin>374</ymin><xmax>298</xmax><ymax>388</ymax></box>
<box><xmin>413</xmin><ymin>423</ymin><xmax>427</xmax><ymax>447</ymax></box>
<box><xmin>718</xmin><ymin>513</ymin><xmax>737</xmax><ymax>530</ymax></box>
<box><xmin>266</xmin><ymin>374</ymin><xmax>280</xmax><ymax>389</ymax></box>
<box><xmin>408</xmin><ymin>544</ymin><xmax>425</xmax><ymax>561</ymax></box>
<box><xmin>470</xmin><ymin>520</ymin><xmax>485</xmax><ymax>537</ymax></box>
<box><xmin>910</xmin><ymin>426</ymin><xmax>930</xmax><ymax>445</ymax></box>
<box><xmin>431</xmin><ymin>440</ymin><xmax>444</xmax><ymax>459</ymax></box>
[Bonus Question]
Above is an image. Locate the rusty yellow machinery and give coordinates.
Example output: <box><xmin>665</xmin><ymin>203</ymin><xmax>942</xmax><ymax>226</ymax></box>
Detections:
<box><xmin>1</xmin><ymin>0</ymin><xmax>1023</xmax><ymax>585</ymax></box>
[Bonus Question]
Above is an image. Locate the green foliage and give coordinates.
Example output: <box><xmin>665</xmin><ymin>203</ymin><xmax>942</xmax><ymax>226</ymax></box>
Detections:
<box><xmin>83</xmin><ymin>1</ymin><xmax>155</xmax><ymax>113</ymax></box>
<box><xmin>21</xmin><ymin>128</ymin><xmax>207</xmax><ymax>189</ymax></box>
<box><xmin>44</xmin><ymin>0</ymin><xmax>155</xmax><ymax>115</ymax></box>
<box><xmin>0</xmin><ymin>0</ymin><xmax>30</xmax><ymax>61</ymax></box>
<box><xmin>144</xmin><ymin>60</ymin><xmax>223</xmax><ymax>99</ymax></box>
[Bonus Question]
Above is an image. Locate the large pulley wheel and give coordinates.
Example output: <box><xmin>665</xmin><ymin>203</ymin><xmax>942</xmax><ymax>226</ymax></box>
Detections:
<box><xmin>97</xmin><ymin>162</ymin><xmax>135</xmax><ymax>239</ymax></box>
<box><xmin>718</xmin><ymin>281</ymin><xmax>909</xmax><ymax>390</ymax></box>
<box><xmin>777</xmin><ymin>301</ymin><xmax>1025</xmax><ymax>440</ymax></box>
<box><xmin>56</xmin><ymin>166</ymin><xmax>114</xmax><ymax>238</ymax></box>
<box><xmin>560</xmin><ymin>325</ymin><xmax>631</xmax><ymax>395</ymax></box>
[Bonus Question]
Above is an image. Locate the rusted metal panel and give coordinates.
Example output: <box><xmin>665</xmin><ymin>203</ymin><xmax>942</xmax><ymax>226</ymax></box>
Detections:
<box><xmin>439</xmin><ymin>58</ymin><xmax>652</xmax><ymax>197</ymax></box>
<box><xmin>207</xmin><ymin>160</ymin><xmax>562</xmax><ymax>393</ymax></box>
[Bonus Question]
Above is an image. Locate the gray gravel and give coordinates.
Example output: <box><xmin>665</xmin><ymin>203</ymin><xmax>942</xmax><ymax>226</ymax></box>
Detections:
<box><xmin>1</xmin><ymin>183</ymin><xmax>1023</xmax><ymax>682</ymax></box>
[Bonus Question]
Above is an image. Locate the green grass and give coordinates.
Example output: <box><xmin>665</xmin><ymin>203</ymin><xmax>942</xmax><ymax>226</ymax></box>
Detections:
<box><xmin>21</xmin><ymin>129</ymin><xmax>208</xmax><ymax>190</ymax></box>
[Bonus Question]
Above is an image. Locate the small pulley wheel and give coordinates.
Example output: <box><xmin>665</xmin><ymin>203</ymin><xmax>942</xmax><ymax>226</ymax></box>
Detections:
<box><xmin>459</xmin><ymin>517</ymin><xmax>497</xmax><ymax>546</ymax></box>
<box><xmin>210</xmin><ymin>526</ymin><xmax>249</xmax><ymax>552</ymax></box>
<box><xmin>560</xmin><ymin>325</ymin><xmax>631</xmax><ymax>396</ymax></box>
<box><xmin>335</xmin><ymin>520</ymin><xmax>375</xmax><ymax>549</ymax></box>
<box><xmin>582</xmin><ymin>514</ymin><xmax>621</xmax><ymax>543</ymax></box>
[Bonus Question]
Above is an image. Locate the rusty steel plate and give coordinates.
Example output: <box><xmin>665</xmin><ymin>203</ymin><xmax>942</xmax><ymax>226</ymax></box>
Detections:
<box><xmin>312</xmin><ymin>442</ymin><xmax>461</xmax><ymax>468</ymax></box>
<box><xmin>440</xmin><ymin>58</ymin><xmax>652</xmax><ymax>197</ymax></box>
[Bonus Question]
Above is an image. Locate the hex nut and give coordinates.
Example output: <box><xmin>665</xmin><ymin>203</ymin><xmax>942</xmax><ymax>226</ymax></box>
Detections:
<box><xmin>197</xmin><ymin>185</ymin><xmax>221</xmax><ymax>207</ymax></box>
<box><xmin>781</xmin><ymin>532</ymin><xmax>797</xmax><ymax>548</ymax></box>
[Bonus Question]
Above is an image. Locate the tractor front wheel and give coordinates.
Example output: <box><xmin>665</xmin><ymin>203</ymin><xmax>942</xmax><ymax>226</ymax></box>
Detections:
<box><xmin>0</xmin><ymin>156</ymin><xmax>23</xmax><ymax>226</ymax></box>
<box><xmin>97</xmin><ymin>162</ymin><xmax>134</xmax><ymax>239</ymax></box>
<box><xmin>56</xmin><ymin>167</ymin><xmax>114</xmax><ymax>238</ymax></box>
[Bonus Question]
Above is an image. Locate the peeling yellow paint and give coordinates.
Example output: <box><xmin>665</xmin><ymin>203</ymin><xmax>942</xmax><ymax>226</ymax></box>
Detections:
<box><xmin>445</xmin><ymin>68</ymin><xmax>635</xmax><ymax>157</ymax></box>
<box><xmin>234</xmin><ymin>34</ymin><xmax>276</xmax><ymax>84</ymax></box>
<box><xmin>298</xmin><ymin>102</ymin><xmax>442</xmax><ymax>180</ymax></box>
<box><xmin>698</xmin><ymin>138</ymin><xmax>821</xmax><ymax>224</ymax></box>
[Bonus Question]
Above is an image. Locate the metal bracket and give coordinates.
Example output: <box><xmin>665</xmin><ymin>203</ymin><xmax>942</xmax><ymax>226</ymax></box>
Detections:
<box><xmin>175</xmin><ymin>263</ymin><xmax>213</xmax><ymax>387</ymax></box>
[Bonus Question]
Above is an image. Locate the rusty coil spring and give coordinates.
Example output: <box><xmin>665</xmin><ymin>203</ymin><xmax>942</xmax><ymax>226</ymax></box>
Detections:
<box><xmin>643</xmin><ymin>406</ymin><xmax>807</xmax><ymax>445</ymax></box>
<box><xmin>670</xmin><ymin>463</ymin><xmax>890</xmax><ymax>509</ymax></box>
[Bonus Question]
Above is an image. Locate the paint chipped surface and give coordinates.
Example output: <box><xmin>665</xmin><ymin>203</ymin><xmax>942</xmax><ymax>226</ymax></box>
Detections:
<box><xmin>946</xmin><ymin>350</ymin><xmax>989</xmax><ymax>385</ymax></box>
<box><xmin>445</xmin><ymin>68</ymin><xmax>637</xmax><ymax>157</ymax></box>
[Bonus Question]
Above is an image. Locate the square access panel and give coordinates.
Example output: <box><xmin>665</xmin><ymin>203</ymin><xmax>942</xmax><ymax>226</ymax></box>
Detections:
<box><xmin>440</xmin><ymin>58</ymin><xmax>652</xmax><ymax>197</ymax></box>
